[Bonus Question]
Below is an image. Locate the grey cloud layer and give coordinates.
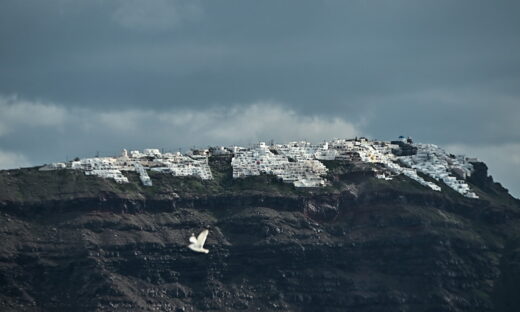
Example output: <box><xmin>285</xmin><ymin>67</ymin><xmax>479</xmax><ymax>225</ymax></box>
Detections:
<box><xmin>112</xmin><ymin>0</ymin><xmax>203</xmax><ymax>31</ymax></box>
<box><xmin>0</xmin><ymin>95</ymin><xmax>358</xmax><ymax>164</ymax></box>
<box><xmin>0</xmin><ymin>0</ymin><xmax>518</xmax><ymax>196</ymax></box>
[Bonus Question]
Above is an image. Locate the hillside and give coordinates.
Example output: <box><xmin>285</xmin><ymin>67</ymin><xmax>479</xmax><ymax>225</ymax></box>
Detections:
<box><xmin>1</xmin><ymin>157</ymin><xmax>520</xmax><ymax>311</ymax></box>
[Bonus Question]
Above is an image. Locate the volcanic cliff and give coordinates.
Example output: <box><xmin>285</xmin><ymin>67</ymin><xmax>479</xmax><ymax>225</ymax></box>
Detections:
<box><xmin>1</xmin><ymin>156</ymin><xmax>519</xmax><ymax>311</ymax></box>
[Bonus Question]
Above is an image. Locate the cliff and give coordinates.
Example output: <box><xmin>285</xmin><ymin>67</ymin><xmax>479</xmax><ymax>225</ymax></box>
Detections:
<box><xmin>0</xmin><ymin>157</ymin><xmax>519</xmax><ymax>311</ymax></box>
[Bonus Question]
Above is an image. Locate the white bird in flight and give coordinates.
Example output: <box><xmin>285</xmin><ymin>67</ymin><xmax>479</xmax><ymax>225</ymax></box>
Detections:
<box><xmin>188</xmin><ymin>229</ymin><xmax>209</xmax><ymax>253</ymax></box>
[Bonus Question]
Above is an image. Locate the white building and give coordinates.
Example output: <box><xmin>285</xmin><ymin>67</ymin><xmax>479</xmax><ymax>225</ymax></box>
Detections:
<box><xmin>37</xmin><ymin>138</ymin><xmax>479</xmax><ymax>197</ymax></box>
<box><xmin>231</xmin><ymin>142</ymin><xmax>328</xmax><ymax>187</ymax></box>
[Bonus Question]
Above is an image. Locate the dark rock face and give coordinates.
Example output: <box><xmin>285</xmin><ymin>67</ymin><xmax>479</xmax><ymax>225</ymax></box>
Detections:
<box><xmin>1</xmin><ymin>161</ymin><xmax>520</xmax><ymax>312</ymax></box>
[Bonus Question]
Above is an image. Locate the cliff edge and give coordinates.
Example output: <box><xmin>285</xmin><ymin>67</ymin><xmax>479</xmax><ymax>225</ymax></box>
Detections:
<box><xmin>0</xmin><ymin>157</ymin><xmax>519</xmax><ymax>311</ymax></box>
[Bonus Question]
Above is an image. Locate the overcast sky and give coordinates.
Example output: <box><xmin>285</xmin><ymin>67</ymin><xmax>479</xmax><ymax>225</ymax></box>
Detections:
<box><xmin>0</xmin><ymin>0</ymin><xmax>519</xmax><ymax>197</ymax></box>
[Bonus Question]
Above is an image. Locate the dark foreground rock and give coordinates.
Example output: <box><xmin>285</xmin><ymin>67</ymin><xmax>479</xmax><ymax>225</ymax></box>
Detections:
<box><xmin>0</xmin><ymin>159</ymin><xmax>519</xmax><ymax>311</ymax></box>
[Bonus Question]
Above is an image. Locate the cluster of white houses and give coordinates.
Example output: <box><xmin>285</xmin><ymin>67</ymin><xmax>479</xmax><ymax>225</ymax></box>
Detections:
<box><xmin>40</xmin><ymin>148</ymin><xmax>213</xmax><ymax>186</ymax></box>
<box><xmin>232</xmin><ymin>142</ymin><xmax>328</xmax><ymax>187</ymax></box>
<box><xmin>398</xmin><ymin>144</ymin><xmax>478</xmax><ymax>198</ymax></box>
<box><xmin>39</xmin><ymin>137</ymin><xmax>479</xmax><ymax>198</ymax></box>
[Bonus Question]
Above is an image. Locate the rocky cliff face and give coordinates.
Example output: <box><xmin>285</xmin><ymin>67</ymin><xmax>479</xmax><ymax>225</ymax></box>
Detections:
<box><xmin>0</xmin><ymin>158</ymin><xmax>519</xmax><ymax>312</ymax></box>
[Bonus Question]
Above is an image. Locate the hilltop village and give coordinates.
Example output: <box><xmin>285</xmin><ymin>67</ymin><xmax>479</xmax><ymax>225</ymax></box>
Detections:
<box><xmin>40</xmin><ymin>137</ymin><xmax>479</xmax><ymax>198</ymax></box>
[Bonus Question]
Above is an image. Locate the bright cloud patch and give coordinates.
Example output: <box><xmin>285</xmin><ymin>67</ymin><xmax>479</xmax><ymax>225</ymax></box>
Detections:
<box><xmin>0</xmin><ymin>150</ymin><xmax>30</xmax><ymax>170</ymax></box>
<box><xmin>203</xmin><ymin>103</ymin><xmax>359</xmax><ymax>143</ymax></box>
<box><xmin>0</xmin><ymin>95</ymin><xmax>360</xmax><ymax>167</ymax></box>
<box><xmin>88</xmin><ymin>101</ymin><xmax>360</xmax><ymax>146</ymax></box>
<box><xmin>0</xmin><ymin>95</ymin><xmax>67</xmax><ymax>136</ymax></box>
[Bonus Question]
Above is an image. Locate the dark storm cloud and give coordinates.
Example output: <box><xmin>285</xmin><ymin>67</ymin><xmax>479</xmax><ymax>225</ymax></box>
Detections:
<box><xmin>2</xmin><ymin>0</ymin><xmax>518</xmax><ymax>113</ymax></box>
<box><xmin>0</xmin><ymin>0</ymin><xmax>519</xmax><ymax>196</ymax></box>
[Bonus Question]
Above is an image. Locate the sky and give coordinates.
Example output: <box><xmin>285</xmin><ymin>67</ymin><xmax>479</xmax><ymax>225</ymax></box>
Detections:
<box><xmin>0</xmin><ymin>0</ymin><xmax>519</xmax><ymax>197</ymax></box>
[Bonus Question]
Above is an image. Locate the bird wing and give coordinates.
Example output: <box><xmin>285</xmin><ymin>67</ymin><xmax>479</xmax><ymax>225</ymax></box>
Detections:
<box><xmin>196</xmin><ymin>230</ymin><xmax>209</xmax><ymax>247</ymax></box>
<box><xmin>189</xmin><ymin>235</ymin><xmax>197</xmax><ymax>244</ymax></box>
